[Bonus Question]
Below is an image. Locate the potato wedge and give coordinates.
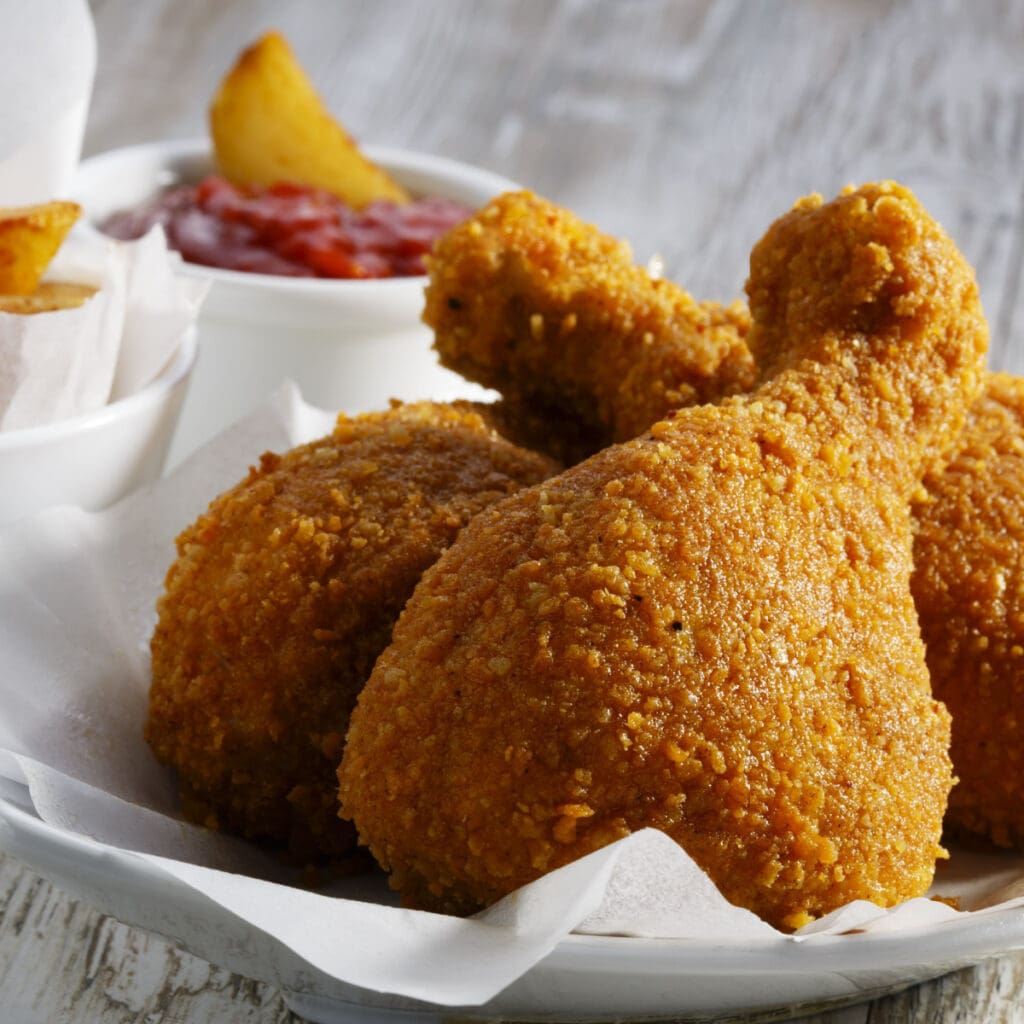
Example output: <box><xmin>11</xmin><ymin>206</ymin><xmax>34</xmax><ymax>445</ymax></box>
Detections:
<box><xmin>209</xmin><ymin>32</ymin><xmax>409</xmax><ymax>208</ymax></box>
<box><xmin>0</xmin><ymin>202</ymin><xmax>82</xmax><ymax>296</ymax></box>
<box><xmin>0</xmin><ymin>281</ymin><xmax>97</xmax><ymax>315</ymax></box>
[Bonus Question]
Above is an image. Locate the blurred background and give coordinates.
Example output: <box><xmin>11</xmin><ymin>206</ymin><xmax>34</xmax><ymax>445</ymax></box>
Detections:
<box><xmin>87</xmin><ymin>0</ymin><xmax>1024</xmax><ymax>370</ymax></box>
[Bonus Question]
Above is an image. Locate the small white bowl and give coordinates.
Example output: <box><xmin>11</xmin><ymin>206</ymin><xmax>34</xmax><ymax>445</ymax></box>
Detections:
<box><xmin>0</xmin><ymin>327</ymin><xmax>196</xmax><ymax>527</ymax></box>
<box><xmin>73</xmin><ymin>140</ymin><xmax>516</xmax><ymax>462</ymax></box>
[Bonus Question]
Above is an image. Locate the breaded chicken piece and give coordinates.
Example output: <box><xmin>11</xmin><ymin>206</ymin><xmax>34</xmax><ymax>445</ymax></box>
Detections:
<box><xmin>912</xmin><ymin>372</ymin><xmax>1024</xmax><ymax>848</ymax></box>
<box><xmin>424</xmin><ymin>190</ymin><xmax>755</xmax><ymax>458</ymax></box>
<box><xmin>430</xmin><ymin>192</ymin><xmax>1024</xmax><ymax>854</ymax></box>
<box><xmin>340</xmin><ymin>183</ymin><xmax>987</xmax><ymax>929</ymax></box>
<box><xmin>468</xmin><ymin>394</ymin><xmax>607</xmax><ymax>468</ymax></box>
<box><xmin>147</xmin><ymin>401</ymin><xmax>558</xmax><ymax>860</ymax></box>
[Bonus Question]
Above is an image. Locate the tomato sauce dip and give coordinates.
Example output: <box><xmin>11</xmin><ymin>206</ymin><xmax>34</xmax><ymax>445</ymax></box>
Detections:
<box><xmin>100</xmin><ymin>176</ymin><xmax>472</xmax><ymax>279</ymax></box>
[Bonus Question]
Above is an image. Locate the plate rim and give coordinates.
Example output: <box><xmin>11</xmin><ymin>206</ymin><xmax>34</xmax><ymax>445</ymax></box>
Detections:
<box><xmin>4</xmin><ymin>792</ymin><xmax>1024</xmax><ymax>990</ymax></box>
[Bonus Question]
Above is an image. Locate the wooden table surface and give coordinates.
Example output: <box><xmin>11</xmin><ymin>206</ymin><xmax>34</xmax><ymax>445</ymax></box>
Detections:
<box><xmin>3</xmin><ymin>0</ymin><xmax>1024</xmax><ymax>1020</ymax></box>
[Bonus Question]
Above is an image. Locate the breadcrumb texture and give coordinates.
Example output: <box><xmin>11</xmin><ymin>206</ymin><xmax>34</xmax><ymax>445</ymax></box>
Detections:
<box><xmin>340</xmin><ymin>183</ymin><xmax>986</xmax><ymax>928</ymax></box>
<box><xmin>147</xmin><ymin>401</ymin><xmax>558</xmax><ymax>859</ymax></box>
<box><xmin>913</xmin><ymin>373</ymin><xmax>1024</xmax><ymax>848</ymax></box>
<box><xmin>424</xmin><ymin>190</ymin><xmax>755</xmax><ymax>460</ymax></box>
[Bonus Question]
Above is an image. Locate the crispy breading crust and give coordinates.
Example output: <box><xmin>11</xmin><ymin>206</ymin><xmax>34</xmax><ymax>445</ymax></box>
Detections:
<box><xmin>340</xmin><ymin>184</ymin><xmax>985</xmax><ymax>928</ymax></box>
<box><xmin>913</xmin><ymin>372</ymin><xmax>1024</xmax><ymax>848</ymax></box>
<box><xmin>147</xmin><ymin>401</ymin><xmax>558</xmax><ymax>859</ymax></box>
<box><xmin>424</xmin><ymin>190</ymin><xmax>755</xmax><ymax>458</ymax></box>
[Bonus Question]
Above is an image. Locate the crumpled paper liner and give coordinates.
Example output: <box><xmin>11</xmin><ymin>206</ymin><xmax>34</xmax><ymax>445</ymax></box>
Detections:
<box><xmin>0</xmin><ymin>0</ymin><xmax>95</xmax><ymax>204</ymax></box>
<box><xmin>0</xmin><ymin>227</ymin><xmax>207</xmax><ymax>431</ymax></box>
<box><xmin>1</xmin><ymin>383</ymin><xmax>1024</xmax><ymax>1008</ymax></box>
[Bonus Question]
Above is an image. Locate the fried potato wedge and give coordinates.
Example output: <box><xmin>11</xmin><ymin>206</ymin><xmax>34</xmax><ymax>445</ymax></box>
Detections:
<box><xmin>0</xmin><ymin>202</ymin><xmax>82</xmax><ymax>296</ymax></box>
<box><xmin>209</xmin><ymin>32</ymin><xmax>409</xmax><ymax>208</ymax></box>
<box><xmin>0</xmin><ymin>281</ymin><xmax>97</xmax><ymax>315</ymax></box>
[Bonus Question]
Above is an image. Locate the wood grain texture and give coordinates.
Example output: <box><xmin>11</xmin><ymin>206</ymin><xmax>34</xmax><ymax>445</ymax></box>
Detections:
<box><xmin>3</xmin><ymin>0</ymin><xmax>1024</xmax><ymax>1020</ymax></box>
<box><xmin>0</xmin><ymin>855</ymin><xmax>301</xmax><ymax>1022</ymax></box>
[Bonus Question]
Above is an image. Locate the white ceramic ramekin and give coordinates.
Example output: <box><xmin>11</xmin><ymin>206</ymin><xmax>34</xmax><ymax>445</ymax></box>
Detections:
<box><xmin>73</xmin><ymin>140</ymin><xmax>516</xmax><ymax>461</ymax></box>
<box><xmin>0</xmin><ymin>326</ymin><xmax>197</xmax><ymax>526</ymax></box>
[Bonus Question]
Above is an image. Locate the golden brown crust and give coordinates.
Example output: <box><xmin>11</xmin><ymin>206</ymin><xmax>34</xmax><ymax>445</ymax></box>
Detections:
<box><xmin>746</xmin><ymin>184</ymin><xmax>987</xmax><ymax>493</ymax></box>
<box><xmin>912</xmin><ymin>372</ymin><xmax>1024</xmax><ymax>848</ymax></box>
<box><xmin>463</xmin><ymin>395</ymin><xmax>604</xmax><ymax>467</ymax></box>
<box><xmin>340</xmin><ymin>183</ymin><xmax>980</xmax><ymax>927</ymax></box>
<box><xmin>146</xmin><ymin>401</ymin><xmax>558</xmax><ymax>859</ymax></box>
<box><xmin>424</xmin><ymin>190</ymin><xmax>755</xmax><ymax>458</ymax></box>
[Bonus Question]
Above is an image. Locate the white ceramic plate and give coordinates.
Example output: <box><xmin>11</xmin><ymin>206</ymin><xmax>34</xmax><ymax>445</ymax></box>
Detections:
<box><xmin>3</xmin><ymin>791</ymin><xmax>1024</xmax><ymax>1024</ymax></box>
<box><xmin>4</xmin><ymin>388</ymin><xmax>1024</xmax><ymax>1023</ymax></box>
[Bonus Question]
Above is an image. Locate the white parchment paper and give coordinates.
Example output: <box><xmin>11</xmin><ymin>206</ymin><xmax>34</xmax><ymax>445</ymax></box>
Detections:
<box><xmin>0</xmin><ymin>228</ymin><xmax>207</xmax><ymax>431</ymax></box>
<box><xmin>2</xmin><ymin>383</ymin><xmax>1024</xmax><ymax>1008</ymax></box>
<box><xmin>0</xmin><ymin>0</ymin><xmax>95</xmax><ymax>204</ymax></box>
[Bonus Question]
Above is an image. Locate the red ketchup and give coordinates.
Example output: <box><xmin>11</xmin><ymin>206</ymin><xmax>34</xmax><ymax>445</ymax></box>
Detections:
<box><xmin>101</xmin><ymin>177</ymin><xmax>471</xmax><ymax>279</ymax></box>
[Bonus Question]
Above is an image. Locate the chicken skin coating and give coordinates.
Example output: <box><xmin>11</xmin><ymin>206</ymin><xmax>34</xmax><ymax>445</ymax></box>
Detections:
<box><xmin>467</xmin><ymin>394</ymin><xmax>609</xmax><ymax>468</ymax></box>
<box><xmin>147</xmin><ymin>402</ymin><xmax>558</xmax><ymax>859</ymax></box>
<box><xmin>911</xmin><ymin>373</ymin><xmax>1024</xmax><ymax>848</ymax></box>
<box><xmin>424</xmin><ymin>190</ymin><xmax>755</xmax><ymax>460</ymax></box>
<box><xmin>340</xmin><ymin>183</ymin><xmax>986</xmax><ymax>929</ymax></box>
<box><xmin>429</xmin><ymin>193</ymin><xmax>1024</xmax><ymax>852</ymax></box>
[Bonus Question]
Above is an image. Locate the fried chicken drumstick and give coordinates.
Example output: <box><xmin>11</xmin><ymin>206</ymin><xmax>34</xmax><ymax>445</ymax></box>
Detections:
<box><xmin>912</xmin><ymin>373</ymin><xmax>1024</xmax><ymax>848</ymax></box>
<box><xmin>430</xmin><ymin>188</ymin><xmax>1024</xmax><ymax>854</ymax></box>
<box><xmin>424</xmin><ymin>190</ymin><xmax>755</xmax><ymax>462</ymax></box>
<box><xmin>147</xmin><ymin>402</ymin><xmax>557</xmax><ymax>859</ymax></box>
<box><xmin>340</xmin><ymin>183</ymin><xmax>987</xmax><ymax>929</ymax></box>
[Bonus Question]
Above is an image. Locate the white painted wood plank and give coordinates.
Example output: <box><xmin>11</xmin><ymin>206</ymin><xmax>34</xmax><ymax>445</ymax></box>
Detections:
<box><xmin>0</xmin><ymin>855</ymin><xmax>301</xmax><ymax>1022</ymax></box>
